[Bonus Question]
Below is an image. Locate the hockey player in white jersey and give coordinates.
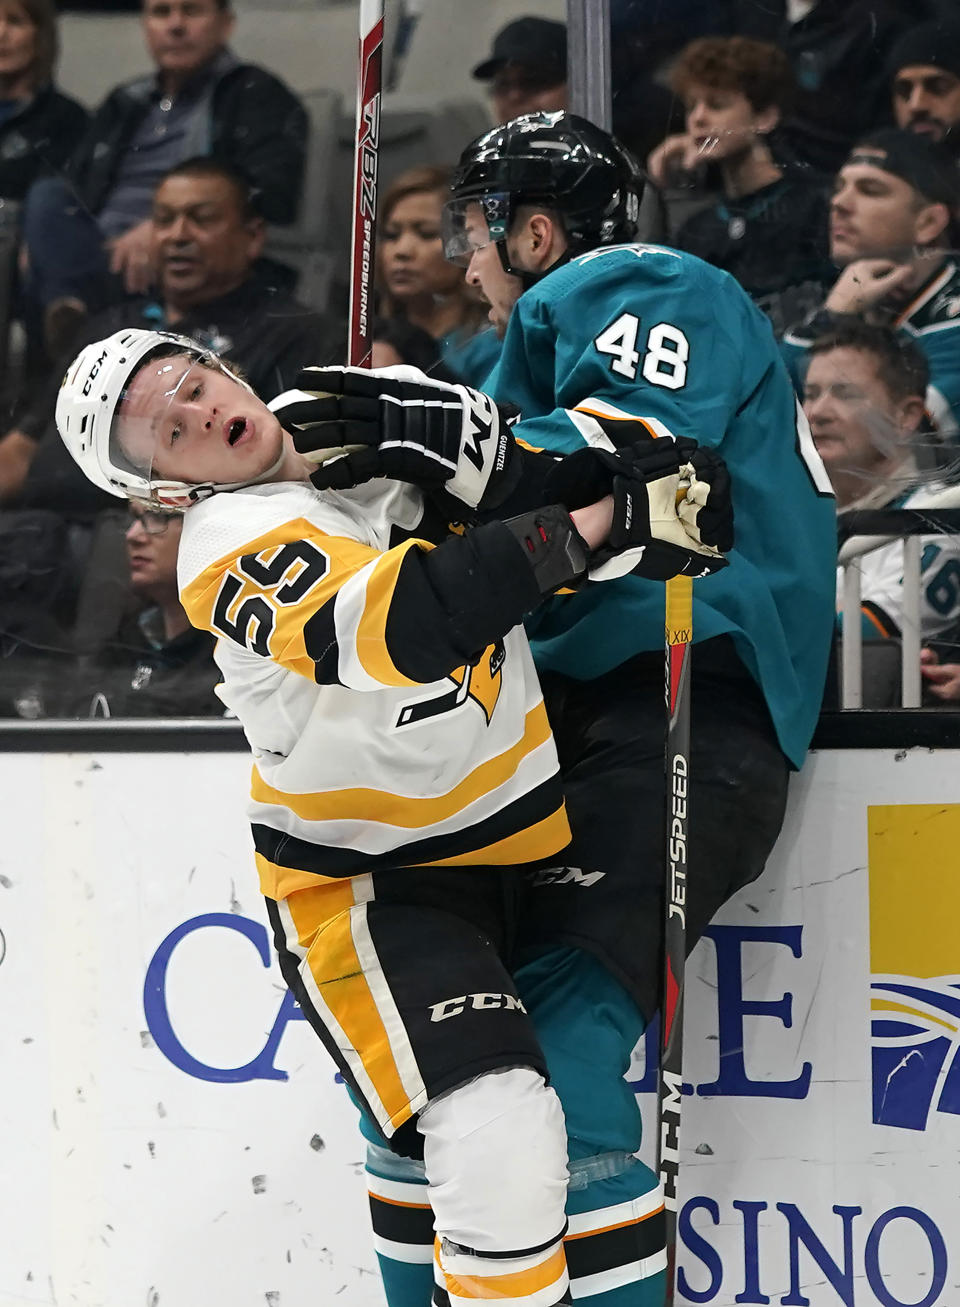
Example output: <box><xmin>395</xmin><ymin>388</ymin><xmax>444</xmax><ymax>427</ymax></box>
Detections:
<box><xmin>55</xmin><ymin>326</ymin><xmax>732</xmax><ymax>1307</ymax></box>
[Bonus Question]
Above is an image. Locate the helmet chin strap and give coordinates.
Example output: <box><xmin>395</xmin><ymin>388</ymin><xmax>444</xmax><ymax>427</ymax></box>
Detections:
<box><xmin>144</xmin><ymin>359</ymin><xmax>288</xmax><ymax>509</ymax></box>
<box><xmin>147</xmin><ymin>446</ymin><xmax>289</xmax><ymax>510</ymax></box>
<box><xmin>494</xmin><ymin>231</ymin><xmax>573</xmax><ymax>288</ymax></box>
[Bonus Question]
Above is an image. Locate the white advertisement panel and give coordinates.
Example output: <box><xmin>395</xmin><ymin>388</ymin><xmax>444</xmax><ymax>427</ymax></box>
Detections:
<box><xmin>0</xmin><ymin>746</ymin><xmax>957</xmax><ymax>1306</ymax></box>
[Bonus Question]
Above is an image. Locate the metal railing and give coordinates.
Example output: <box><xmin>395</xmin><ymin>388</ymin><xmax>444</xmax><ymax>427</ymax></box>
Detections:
<box><xmin>837</xmin><ymin>497</ymin><xmax>960</xmax><ymax>709</ymax></box>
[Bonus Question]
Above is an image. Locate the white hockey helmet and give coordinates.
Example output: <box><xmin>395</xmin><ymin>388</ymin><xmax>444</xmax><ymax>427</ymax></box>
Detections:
<box><xmin>56</xmin><ymin>327</ymin><xmax>261</xmax><ymax>509</ymax></box>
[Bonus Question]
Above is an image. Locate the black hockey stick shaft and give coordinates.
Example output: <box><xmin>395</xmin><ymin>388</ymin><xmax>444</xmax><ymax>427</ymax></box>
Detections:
<box><xmin>658</xmin><ymin>573</ymin><xmax>692</xmax><ymax>1302</ymax></box>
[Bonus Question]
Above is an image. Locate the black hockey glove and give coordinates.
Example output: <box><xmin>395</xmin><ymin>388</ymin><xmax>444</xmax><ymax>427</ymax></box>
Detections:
<box><xmin>543</xmin><ymin>437</ymin><xmax>733</xmax><ymax>581</ymax></box>
<box><xmin>271</xmin><ymin>365</ymin><xmax>520</xmax><ymax>510</ymax></box>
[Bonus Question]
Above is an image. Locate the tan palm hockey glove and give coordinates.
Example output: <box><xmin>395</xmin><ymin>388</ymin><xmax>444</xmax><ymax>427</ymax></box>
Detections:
<box><xmin>543</xmin><ymin>436</ymin><xmax>733</xmax><ymax>581</ymax></box>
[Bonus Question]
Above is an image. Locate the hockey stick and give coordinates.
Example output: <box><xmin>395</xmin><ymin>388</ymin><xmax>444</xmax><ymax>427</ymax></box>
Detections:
<box><xmin>303</xmin><ymin>0</ymin><xmax>383</xmax><ymax>468</ymax></box>
<box><xmin>348</xmin><ymin>0</ymin><xmax>385</xmax><ymax>369</ymax></box>
<box><xmin>658</xmin><ymin>571</ymin><xmax>693</xmax><ymax>1303</ymax></box>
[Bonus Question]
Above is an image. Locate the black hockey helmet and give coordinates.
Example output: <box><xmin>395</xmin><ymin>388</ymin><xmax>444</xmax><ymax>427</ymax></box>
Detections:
<box><xmin>443</xmin><ymin>111</ymin><xmax>645</xmax><ymax>275</ymax></box>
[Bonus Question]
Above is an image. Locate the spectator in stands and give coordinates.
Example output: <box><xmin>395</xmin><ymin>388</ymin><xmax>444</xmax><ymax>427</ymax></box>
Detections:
<box><xmin>77</xmin><ymin>503</ymin><xmax>221</xmax><ymax>717</ymax></box>
<box><xmin>470</xmin><ymin>16</ymin><xmax>676</xmax><ymax>168</ymax></box>
<box><xmin>377</xmin><ymin>165</ymin><xmax>498</xmax><ymax>387</ymax></box>
<box><xmin>650</xmin><ymin>36</ymin><xmax>832</xmax><ymax>333</ymax></box>
<box><xmin>471</xmin><ymin>18</ymin><xmax>568</xmax><ymax>125</ymax></box>
<box><xmin>19</xmin><ymin>0</ymin><xmax>307</xmax><ymax>353</ymax></box>
<box><xmin>0</xmin><ymin>157</ymin><xmax>341</xmax><ymax>510</ymax></box>
<box><xmin>0</xmin><ymin>505</ymin><xmax>75</xmax><ymax>718</ymax></box>
<box><xmin>733</xmin><ymin>0</ymin><xmax>910</xmax><ymax>174</ymax></box>
<box><xmin>782</xmin><ymin>129</ymin><xmax>960</xmax><ymax>434</ymax></box>
<box><xmin>0</xmin><ymin>502</ymin><xmax>222</xmax><ymax>717</ymax></box>
<box><xmin>887</xmin><ymin>21</ymin><xmax>960</xmax><ymax>158</ymax></box>
<box><xmin>803</xmin><ymin>322</ymin><xmax>960</xmax><ymax>650</ymax></box>
<box><xmin>919</xmin><ymin>645</ymin><xmax>960</xmax><ymax>700</ymax></box>
<box><xmin>0</xmin><ymin>0</ymin><xmax>87</xmax><ymax>203</ymax></box>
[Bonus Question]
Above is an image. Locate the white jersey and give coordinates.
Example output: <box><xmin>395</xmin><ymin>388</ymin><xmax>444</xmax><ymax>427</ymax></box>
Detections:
<box><xmin>177</xmin><ymin>480</ymin><xmax>568</xmax><ymax>900</ymax></box>
<box><xmin>838</xmin><ymin>484</ymin><xmax>960</xmax><ymax>642</ymax></box>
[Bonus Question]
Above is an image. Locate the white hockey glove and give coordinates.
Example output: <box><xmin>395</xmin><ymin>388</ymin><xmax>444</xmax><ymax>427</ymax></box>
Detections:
<box><xmin>272</xmin><ymin>365</ymin><xmax>519</xmax><ymax>510</ymax></box>
<box><xmin>543</xmin><ymin>437</ymin><xmax>733</xmax><ymax>581</ymax></box>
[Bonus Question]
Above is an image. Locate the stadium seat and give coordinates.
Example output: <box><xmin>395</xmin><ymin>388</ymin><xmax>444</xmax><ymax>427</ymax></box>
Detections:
<box><xmin>262</xmin><ymin>87</ymin><xmax>341</xmax><ymax>312</ymax></box>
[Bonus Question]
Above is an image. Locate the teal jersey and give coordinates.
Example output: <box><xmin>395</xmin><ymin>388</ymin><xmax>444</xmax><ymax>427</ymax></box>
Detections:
<box><xmin>487</xmin><ymin>244</ymin><xmax>837</xmax><ymax>769</ymax></box>
<box><xmin>440</xmin><ymin>325</ymin><xmax>503</xmax><ymax>390</ymax></box>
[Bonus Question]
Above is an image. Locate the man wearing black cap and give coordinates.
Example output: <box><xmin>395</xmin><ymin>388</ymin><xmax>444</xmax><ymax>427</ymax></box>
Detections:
<box><xmin>888</xmin><ymin>20</ymin><xmax>960</xmax><ymax>154</ymax></box>
<box><xmin>472</xmin><ymin>17</ymin><xmax>568</xmax><ymax>125</ymax></box>
<box><xmin>782</xmin><ymin>128</ymin><xmax>960</xmax><ymax>433</ymax></box>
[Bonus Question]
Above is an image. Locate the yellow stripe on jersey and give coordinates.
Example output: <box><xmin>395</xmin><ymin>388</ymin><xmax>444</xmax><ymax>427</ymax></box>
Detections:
<box><xmin>254</xmin><ymin>802</ymin><xmax>570</xmax><ymax>899</ymax></box>
<box><xmin>254</xmin><ymin>855</ymin><xmax>360</xmax><ymax>907</ymax></box>
<box><xmin>424</xmin><ymin>806</ymin><xmax>570</xmax><ymax>868</ymax></box>
<box><xmin>251</xmin><ymin>703</ymin><xmax>553</xmax><ymax>828</ymax></box>
<box><xmin>439</xmin><ymin>1242</ymin><xmax>568</xmax><ymax>1303</ymax></box>
<box><xmin>354</xmin><ymin>546</ymin><xmax>427</xmax><ymax>689</ymax></box>
<box><xmin>254</xmin><ymin>800</ymin><xmax>569</xmax><ymax>899</ymax></box>
<box><xmin>179</xmin><ymin>515</ymin><xmax>435</xmax><ymax>688</ymax></box>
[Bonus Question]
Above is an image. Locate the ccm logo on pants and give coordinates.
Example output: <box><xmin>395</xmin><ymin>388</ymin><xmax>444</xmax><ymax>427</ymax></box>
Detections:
<box><xmin>428</xmin><ymin>993</ymin><xmax>528</xmax><ymax>1023</ymax></box>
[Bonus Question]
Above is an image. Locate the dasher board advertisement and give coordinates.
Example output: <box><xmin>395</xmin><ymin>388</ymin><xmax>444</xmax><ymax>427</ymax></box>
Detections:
<box><xmin>0</xmin><ymin>746</ymin><xmax>956</xmax><ymax>1306</ymax></box>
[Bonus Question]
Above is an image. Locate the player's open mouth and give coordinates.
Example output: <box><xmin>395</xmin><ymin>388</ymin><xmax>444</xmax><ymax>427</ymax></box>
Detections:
<box><xmin>224</xmin><ymin>417</ymin><xmax>252</xmax><ymax>447</ymax></box>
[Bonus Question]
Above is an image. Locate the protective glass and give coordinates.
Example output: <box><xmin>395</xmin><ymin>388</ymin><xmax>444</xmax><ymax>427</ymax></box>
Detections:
<box><xmin>109</xmin><ymin>347</ymin><xmax>258</xmax><ymax>499</ymax></box>
<box><xmin>110</xmin><ymin>348</ymin><xmax>207</xmax><ymax>492</ymax></box>
<box><xmin>442</xmin><ymin>193</ymin><xmax>512</xmax><ymax>266</ymax></box>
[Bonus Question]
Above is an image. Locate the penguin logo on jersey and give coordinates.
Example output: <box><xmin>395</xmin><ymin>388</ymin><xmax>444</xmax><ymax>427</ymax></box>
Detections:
<box><xmin>395</xmin><ymin>640</ymin><xmax>504</xmax><ymax>728</ymax></box>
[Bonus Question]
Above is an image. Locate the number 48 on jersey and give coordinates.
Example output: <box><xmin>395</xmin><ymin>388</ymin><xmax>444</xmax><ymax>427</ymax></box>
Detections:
<box><xmin>594</xmin><ymin>313</ymin><xmax>689</xmax><ymax>390</ymax></box>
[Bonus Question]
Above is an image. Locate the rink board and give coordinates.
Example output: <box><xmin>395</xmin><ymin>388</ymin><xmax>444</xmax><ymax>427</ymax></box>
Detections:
<box><xmin>0</xmin><ymin>740</ymin><xmax>958</xmax><ymax>1307</ymax></box>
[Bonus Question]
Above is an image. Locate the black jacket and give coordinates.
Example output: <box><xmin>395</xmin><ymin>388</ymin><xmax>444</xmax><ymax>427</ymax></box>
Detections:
<box><xmin>675</xmin><ymin>170</ymin><xmax>834</xmax><ymax>335</ymax></box>
<box><xmin>0</xmin><ymin>84</ymin><xmax>88</xmax><ymax>203</ymax></box>
<box><xmin>70</xmin><ymin>617</ymin><xmax>224</xmax><ymax>718</ymax></box>
<box><xmin>18</xmin><ymin>274</ymin><xmax>344</xmax><ymax>513</ymax></box>
<box><xmin>0</xmin><ymin>615</ymin><xmax>225</xmax><ymax>719</ymax></box>
<box><xmin>735</xmin><ymin>0</ymin><xmax>911</xmax><ymax>173</ymax></box>
<box><xmin>63</xmin><ymin>55</ymin><xmax>307</xmax><ymax>225</ymax></box>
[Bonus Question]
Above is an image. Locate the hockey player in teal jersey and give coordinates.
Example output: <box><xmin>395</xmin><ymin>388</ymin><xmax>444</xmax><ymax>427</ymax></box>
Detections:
<box><xmin>282</xmin><ymin>114</ymin><xmax>836</xmax><ymax>1307</ymax></box>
